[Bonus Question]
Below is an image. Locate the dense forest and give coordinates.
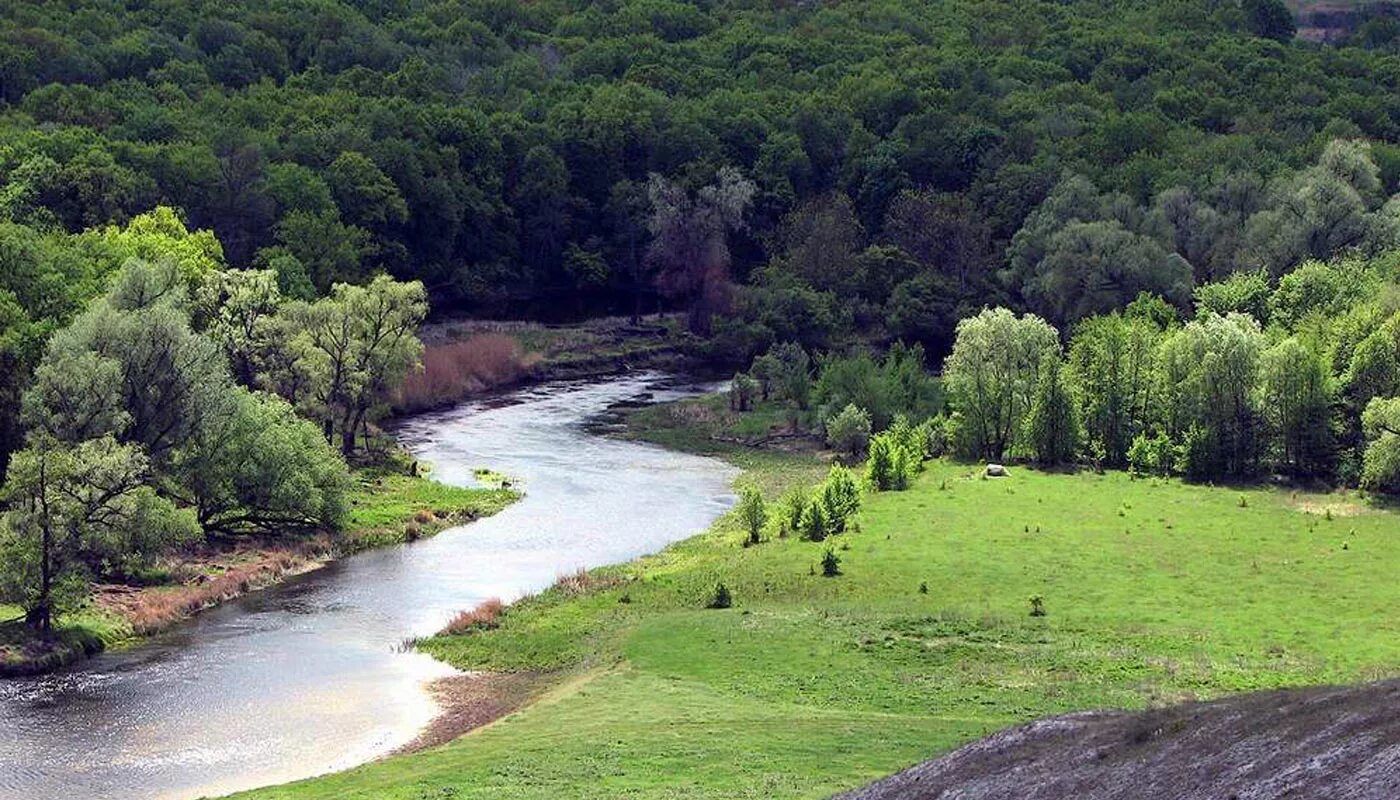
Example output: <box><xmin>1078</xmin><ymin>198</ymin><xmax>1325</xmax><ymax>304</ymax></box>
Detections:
<box><xmin>11</xmin><ymin>0</ymin><xmax>1400</xmax><ymax>627</ymax></box>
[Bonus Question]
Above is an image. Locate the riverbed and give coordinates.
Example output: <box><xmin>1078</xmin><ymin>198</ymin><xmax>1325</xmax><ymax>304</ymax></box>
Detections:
<box><xmin>0</xmin><ymin>373</ymin><xmax>737</xmax><ymax>800</ymax></box>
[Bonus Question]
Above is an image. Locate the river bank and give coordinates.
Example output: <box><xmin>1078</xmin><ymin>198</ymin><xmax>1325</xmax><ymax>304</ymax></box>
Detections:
<box><xmin>0</xmin><ymin>465</ymin><xmax>519</xmax><ymax>678</ymax></box>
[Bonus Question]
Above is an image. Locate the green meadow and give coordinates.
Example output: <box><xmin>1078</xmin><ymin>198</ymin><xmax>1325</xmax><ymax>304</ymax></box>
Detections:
<box><xmin>235</xmin><ymin>405</ymin><xmax>1400</xmax><ymax>800</ymax></box>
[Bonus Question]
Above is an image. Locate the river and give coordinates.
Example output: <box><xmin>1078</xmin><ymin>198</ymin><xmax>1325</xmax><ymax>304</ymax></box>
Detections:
<box><xmin>0</xmin><ymin>373</ymin><xmax>737</xmax><ymax>800</ymax></box>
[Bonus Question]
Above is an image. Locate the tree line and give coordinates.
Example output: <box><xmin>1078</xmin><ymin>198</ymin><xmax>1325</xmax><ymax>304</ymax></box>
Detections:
<box><xmin>942</xmin><ymin>254</ymin><xmax>1400</xmax><ymax>491</ymax></box>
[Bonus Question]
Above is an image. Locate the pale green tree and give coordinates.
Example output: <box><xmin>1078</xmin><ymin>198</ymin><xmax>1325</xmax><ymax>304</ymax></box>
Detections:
<box><xmin>1157</xmin><ymin>312</ymin><xmax>1266</xmax><ymax>479</ymax></box>
<box><xmin>944</xmin><ymin>307</ymin><xmax>1059</xmax><ymax>460</ymax></box>
<box><xmin>286</xmin><ymin>275</ymin><xmax>428</xmax><ymax>454</ymax></box>
<box><xmin>169</xmin><ymin>388</ymin><xmax>349</xmax><ymax>534</ymax></box>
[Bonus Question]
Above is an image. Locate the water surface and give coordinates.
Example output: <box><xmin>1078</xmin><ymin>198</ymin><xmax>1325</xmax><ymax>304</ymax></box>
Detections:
<box><xmin>0</xmin><ymin>373</ymin><xmax>736</xmax><ymax>800</ymax></box>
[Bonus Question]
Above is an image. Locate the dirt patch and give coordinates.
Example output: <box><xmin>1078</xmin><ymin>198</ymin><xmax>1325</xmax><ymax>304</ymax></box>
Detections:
<box><xmin>1289</xmin><ymin>497</ymin><xmax>1372</xmax><ymax>518</ymax></box>
<box><xmin>394</xmin><ymin>672</ymin><xmax>543</xmax><ymax>754</ymax></box>
<box><xmin>838</xmin><ymin>678</ymin><xmax>1400</xmax><ymax>800</ymax></box>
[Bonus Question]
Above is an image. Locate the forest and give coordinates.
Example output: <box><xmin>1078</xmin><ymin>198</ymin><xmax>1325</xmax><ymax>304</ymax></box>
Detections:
<box><xmin>9</xmin><ymin>0</ymin><xmax>1400</xmax><ymax>633</ymax></box>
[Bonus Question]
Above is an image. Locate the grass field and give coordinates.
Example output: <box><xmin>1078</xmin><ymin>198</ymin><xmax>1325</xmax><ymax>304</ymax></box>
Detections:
<box><xmin>234</xmin><ymin>399</ymin><xmax>1400</xmax><ymax>800</ymax></box>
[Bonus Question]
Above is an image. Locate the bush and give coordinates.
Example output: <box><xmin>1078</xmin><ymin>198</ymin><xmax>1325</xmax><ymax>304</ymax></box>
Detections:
<box><xmin>821</xmin><ymin>548</ymin><xmax>842</xmax><ymax>577</ymax></box>
<box><xmin>799</xmin><ymin>497</ymin><xmax>829</xmax><ymax>541</ymax></box>
<box><xmin>866</xmin><ymin>424</ymin><xmax>919</xmax><ymax>491</ymax></box>
<box><xmin>778</xmin><ymin>487</ymin><xmax>808</xmax><ymax>537</ymax></box>
<box><xmin>736</xmin><ymin>485</ymin><xmax>767</xmax><ymax>546</ymax></box>
<box><xmin>921</xmin><ymin>415</ymin><xmax>950</xmax><ymax>458</ymax></box>
<box><xmin>818</xmin><ymin>465</ymin><xmax>861</xmax><ymax>532</ymax></box>
<box><xmin>825</xmin><ymin>403</ymin><xmax>872</xmax><ymax>457</ymax></box>
<box><xmin>730</xmin><ymin>372</ymin><xmax>757</xmax><ymax>411</ymax></box>
<box><xmin>707</xmin><ymin>582</ymin><xmax>733</xmax><ymax>609</ymax></box>
<box><xmin>1127</xmin><ymin>431</ymin><xmax>1174</xmax><ymax>476</ymax></box>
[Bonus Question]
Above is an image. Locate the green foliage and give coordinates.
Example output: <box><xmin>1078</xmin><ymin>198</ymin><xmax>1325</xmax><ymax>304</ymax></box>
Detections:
<box><xmin>1025</xmin><ymin>355</ymin><xmax>1080</xmax><ymax>466</ymax></box>
<box><xmin>752</xmin><ymin>342</ymin><xmax>812</xmax><ymax>410</ymax></box>
<box><xmin>282</xmin><ymin>275</ymin><xmax>428</xmax><ymax>455</ymax></box>
<box><xmin>0</xmin><ymin>435</ymin><xmax>199</xmax><ymax>631</ymax></box>
<box><xmin>945</xmin><ymin>308</ymin><xmax>1059</xmax><ymax>461</ymax></box>
<box><xmin>1067</xmin><ymin>313</ymin><xmax>1163</xmax><ymax>467</ymax></box>
<box><xmin>1361</xmin><ymin>397</ymin><xmax>1400</xmax><ymax>493</ymax></box>
<box><xmin>778</xmin><ymin>487</ymin><xmax>809</xmax><ymax>539</ymax></box>
<box><xmin>817</xmin><ymin>465</ymin><xmax>861</xmax><ymax>534</ymax></box>
<box><xmin>1260</xmin><ymin>337</ymin><xmax>1336</xmax><ymax>478</ymax></box>
<box><xmin>706</xmin><ymin>583</ymin><xmax>732</xmax><ymax>610</ymax></box>
<box><xmin>820</xmin><ymin>548</ymin><xmax>842</xmax><ymax>577</ymax></box>
<box><xmin>824</xmin><ymin>404</ymin><xmax>872</xmax><ymax>458</ymax></box>
<box><xmin>1157</xmin><ymin>313</ymin><xmax>1266</xmax><ymax>480</ymax></box>
<box><xmin>1194</xmin><ymin>271</ymin><xmax>1272</xmax><ymax>325</ymax></box>
<box><xmin>729</xmin><ymin>373</ymin><xmax>757</xmax><ymax>412</ymax></box>
<box><xmin>736</xmin><ymin>486</ymin><xmax>767</xmax><ymax>546</ymax></box>
<box><xmin>798</xmin><ymin>495</ymin><xmax>830</xmax><ymax>542</ymax></box>
<box><xmin>1127</xmin><ymin>432</ymin><xmax>1175</xmax><ymax>477</ymax></box>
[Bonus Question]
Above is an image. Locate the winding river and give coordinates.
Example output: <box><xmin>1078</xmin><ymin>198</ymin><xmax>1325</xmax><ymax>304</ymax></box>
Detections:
<box><xmin>0</xmin><ymin>373</ymin><xmax>737</xmax><ymax>800</ymax></box>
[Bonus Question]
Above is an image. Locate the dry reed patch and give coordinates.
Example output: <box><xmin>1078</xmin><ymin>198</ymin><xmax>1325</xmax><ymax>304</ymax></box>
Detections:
<box><xmin>553</xmin><ymin>568</ymin><xmax>626</xmax><ymax>596</ymax></box>
<box><xmin>394</xmin><ymin>334</ymin><xmax>538</xmax><ymax>412</ymax></box>
<box><xmin>443</xmin><ymin>597</ymin><xmax>505</xmax><ymax>635</ymax></box>
<box><xmin>95</xmin><ymin>545</ymin><xmax>324</xmax><ymax>635</ymax></box>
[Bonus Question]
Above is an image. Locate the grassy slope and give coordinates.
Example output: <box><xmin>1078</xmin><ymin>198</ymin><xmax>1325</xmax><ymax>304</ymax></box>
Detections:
<box><xmin>236</xmin><ymin>400</ymin><xmax>1400</xmax><ymax>800</ymax></box>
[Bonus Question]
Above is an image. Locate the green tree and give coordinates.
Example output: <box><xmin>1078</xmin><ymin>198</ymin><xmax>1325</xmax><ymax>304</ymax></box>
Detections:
<box><xmin>736</xmin><ymin>486</ymin><xmax>767</xmax><ymax>546</ymax></box>
<box><xmin>326</xmin><ymin>151</ymin><xmax>408</xmax><ymax>228</ymax></box>
<box><xmin>1361</xmin><ymin>397</ymin><xmax>1400</xmax><ymax>493</ymax></box>
<box><xmin>1260</xmin><ymin>337</ymin><xmax>1336</xmax><ymax>477</ymax></box>
<box><xmin>1025</xmin><ymin>354</ymin><xmax>1080</xmax><ymax>465</ymax></box>
<box><xmin>1067</xmin><ymin>313</ymin><xmax>1162</xmax><ymax>467</ymax></box>
<box><xmin>944</xmin><ymin>307</ymin><xmax>1059</xmax><ymax>460</ymax></box>
<box><xmin>169</xmin><ymin>388</ymin><xmax>349</xmax><ymax>534</ymax></box>
<box><xmin>286</xmin><ymin>275</ymin><xmax>428</xmax><ymax>454</ymax></box>
<box><xmin>824</xmin><ymin>403</ymin><xmax>872</xmax><ymax>458</ymax></box>
<box><xmin>1157</xmin><ymin>313</ymin><xmax>1266</xmax><ymax>480</ymax></box>
<box><xmin>0</xmin><ymin>435</ymin><xmax>198</xmax><ymax>632</ymax></box>
<box><xmin>1242</xmin><ymin>0</ymin><xmax>1296</xmax><ymax>42</ymax></box>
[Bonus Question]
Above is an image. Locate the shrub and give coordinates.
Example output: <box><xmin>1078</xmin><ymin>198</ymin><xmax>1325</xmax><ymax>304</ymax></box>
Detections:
<box><xmin>736</xmin><ymin>486</ymin><xmax>767</xmax><ymax>546</ymax></box>
<box><xmin>730</xmin><ymin>372</ymin><xmax>757</xmax><ymax>411</ymax></box>
<box><xmin>866</xmin><ymin>425</ymin><xmax>918</xmax><ymax>491</ymax></box>
<box><xmin>1029</xmin><ymin>595</ymin><xmax>1046</xmax><ymax>617</ymax></box>
<box><xmin>825</xmin><ymin>403</ymin><xmax>872</xmax><ymax>457</ymax></box>
<box><xmin>778</xmin><ymin>487</ymin><xmax>808</xmax><ymax>537</ymax></box>
<box><xmin>921</xmin><ymin>415</ymin><xmax>950</xmax><ymax>458</ymax></box>
<box><xmin>818</xmin><ymin>465</ymin><xmax>861</xmax><ymax>532</ymax></box>
<box><xmin>799</xmin><ymin>497</ymin><xmax>829</xmax><ymax>541</ymax></box>
<box><xmin>821</xmin><ymin>548</ymin><xmax>842</xmax><ymax>577</ymax></box>
<box><xmin>707</xmin><ymin>582</ymin><xmax>733</xmax><ymax>609</ymax></box>
<box><xmin>1127</xmin><ymin>431</ymin><xmax>1174</xmax><ymax>476</ymax></box>
<box><xmin>866</xmin><ymin>434</ymin><xmax>897</xmax><ymax>491</ymax></box>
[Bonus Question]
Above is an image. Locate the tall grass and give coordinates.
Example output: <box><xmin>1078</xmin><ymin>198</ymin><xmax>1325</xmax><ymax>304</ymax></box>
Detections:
<box><xmin>395</xmin><ymin>334</ymin><xmax>537</xmax><ymax>413</ymax></box>
<box><xmin>442</xmin><ymin>597</ymin><xmax>505</xmax><ymax>635</ymax></box>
